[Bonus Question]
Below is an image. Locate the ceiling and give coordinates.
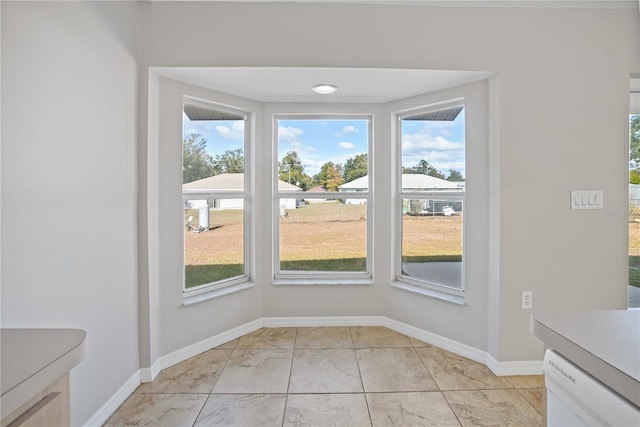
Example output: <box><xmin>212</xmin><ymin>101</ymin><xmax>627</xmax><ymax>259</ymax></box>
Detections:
<box><xmin>145</xmin><ymin>0</ymin><xmax>637</xmax><ymax>10</ymax></box>
<box><xmin>156</xmin><ymin>67</ymin><xmax>495</xmax><ymax>104</ymax></box>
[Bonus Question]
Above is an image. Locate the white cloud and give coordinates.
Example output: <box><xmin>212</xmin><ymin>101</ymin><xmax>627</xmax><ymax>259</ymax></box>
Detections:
<box><xmin>402</xmin><ymin>131</ymin><xmax>465</xmax><ymax>176</ymax></box>
<box><xmin>214</xmin><ymin>121</ymin><xmax>244</xmax><ymax>140</ymax></box>
<box><xmin>402</xmin><ymin>134</ymin><xmax>464</xmax><ymax>152</ymax></box>
<box><xmin>278</xmin><ymin>126</ymin><xmax>303</xmax><ymax>142</ymax></box>
<box><xmin>342</xmin><ymin>125</ymin><xmax>359</xmax><ymax>134</ymax></box>
<box><xmin>183</xmin><ymin>121</ymin><xmax>212</xmax><ymax>137</ymax></box>
<box><xmin>338</xmin><ymin>142</ymin><xmax>355</xmax><ymax>150</ymax></box>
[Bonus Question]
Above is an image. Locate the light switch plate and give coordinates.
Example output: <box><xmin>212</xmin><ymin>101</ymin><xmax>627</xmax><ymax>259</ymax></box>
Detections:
<box><xmin>571</xmin><ymin>191</ymin><xmax>603</xmax><ymax>210</ymax></box>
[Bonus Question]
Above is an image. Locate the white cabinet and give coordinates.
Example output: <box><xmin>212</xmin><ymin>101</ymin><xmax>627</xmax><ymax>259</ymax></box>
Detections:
<box><xmin>1</xmin><ymin>329</ymin><xmax>86</xmax><ymax>427</ymax></box>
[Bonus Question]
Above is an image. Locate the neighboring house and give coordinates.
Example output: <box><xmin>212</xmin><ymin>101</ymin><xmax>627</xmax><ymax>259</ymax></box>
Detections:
<box><xmin>304</xmin><ymin>185</ymin><xmax>330</xmax><ymax>203</ymax></box>
<box><xmin>631</xmin><ymin>184</ymin><xmax>640</xmax><ymax>206</ymax></box>
<box><xmin>338</xmin><ymin>174</ymin><xmax>462</xmax><ymax>205</ymax></box>
<box><xmin>183</xmin><ymin>173</ymin><xmax>300</xmax><ymax>210</ymax></box>
<box><xmin>399</xmin><ymin>174</ymin><xmax>462</xmax><ymax>191</ymax></box>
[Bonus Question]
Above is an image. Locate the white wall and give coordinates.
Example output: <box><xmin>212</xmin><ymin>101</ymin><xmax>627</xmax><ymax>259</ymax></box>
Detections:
<box><xmin>142</xmin><ymin>1</ymin><xmax>639</xmax><ymax>363</ymax></box>
<box><xmin>386</xmin><ymin>81</ymin><xmax>491</xmax><ymax>352</ymax></box>
<box><xmin>1</xmin><ymin>2</ymin><xmax>638</xmax><ymax>424</ymax></box>
<box><xmin>1</xmin><ymin>2</ymin><xmax>141</xmax><ymax>425</ymax></box>
<box><xmin>152</xmin><ymin>77</ymin><xmax>263</xmax><ymax>356</ymax></box>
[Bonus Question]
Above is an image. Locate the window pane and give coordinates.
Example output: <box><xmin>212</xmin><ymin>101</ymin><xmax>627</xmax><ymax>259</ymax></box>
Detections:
<box><xmin>277</xmin><ymin>119</ymin><xmax>369</xmax><ymax>193</ymax></box>
<box><xmin>401</xmin><ymin>107</ymin><xmax>465</xmax><ymax>187</ymax></box>
<box><xmin>279</xmin><ymin>201</ymin><xmax>366</xmax><ymax>272</ymax></box>
<box><xmin>400</xmin><ymin>104</ymin><xmax>465</xmax><ymax>291</ymax></box>
<box><xmin>401</xmin><ymin>198</ymin><xmax>462</xmax><ymax>289</ymax></box>
<box><xmin>184</xmin><ymin>199</ymin><xmax>244</xmax><ymax>288</ymax></box>
<box><xmin>183</xmin><ymin>103</ymin><xmax>245</xmax><ymax>190</ymax></box>
<box><xmin>275</xmin><ymin>117</ymin><xmax>370</xmax><ymax>277</ymax></box>
<box><xmin>629</xmin><ymin>113</ymin><xmax>640</xmax><ymax>308</ymax></box>
<box><xmin>182</xmin><ymin>102</ymin><xmax>246</xmax><ymax>290</ymax></box>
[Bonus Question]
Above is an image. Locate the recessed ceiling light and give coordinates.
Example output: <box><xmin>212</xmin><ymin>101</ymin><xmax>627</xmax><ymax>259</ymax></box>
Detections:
<box><xmin>312</xmin><ymin>84</ymin><xmax>338</xmax><ymax>95</ymax></box>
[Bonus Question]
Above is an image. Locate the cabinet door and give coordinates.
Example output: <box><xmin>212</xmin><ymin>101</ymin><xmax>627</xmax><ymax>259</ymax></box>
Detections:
<box><xmin>2</xmin><ymin>375</ymin><xmax>69</xmax><ymax>427</ymax></box>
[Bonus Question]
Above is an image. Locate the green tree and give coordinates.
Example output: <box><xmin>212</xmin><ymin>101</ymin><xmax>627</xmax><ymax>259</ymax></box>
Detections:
<box><xmin>213</xmin><ymin>148</ymin><xmax>244</xmax><ymax>174</ymax></box>
<box><xmin>404</xmin><ymin>159</ymin><xmax>446</xmax><ymax>179</ymax></box>
<box><xmin>278</xmin><ymin>151</ymin><xmax>312</xmax><ymax>190</ymax></box>
<box><xmin>343</xmin><ymin>153</ymin><xmax>368</xmax><ymax>183</ymax></box>
<box><xmin>183</xmin><ymin>133</ymin><xmax>214</xmax><ymax>183</ymax></box>
<box><xmin>314</xmin><ymin>162</ymin><xmax>345</xmax><ymax>191</ymax></box>
<box><xmin>630</xmin><ymin>115</ymin><xmax>640</xmax><ymax>171</ymax></box>
<box><xmin>630</xmin><ymin>115</ymin><xmax>640</xmax><ymax>163</ymax></box>
<box><xmin>447</xmin><ymin>169</ymin><xmax>464</xmax><ymax>182</ymax></box>
<box><xmin>630</xmin><ymin>169</ymin><xmax>640</xmax><ymax>184</ymax></box>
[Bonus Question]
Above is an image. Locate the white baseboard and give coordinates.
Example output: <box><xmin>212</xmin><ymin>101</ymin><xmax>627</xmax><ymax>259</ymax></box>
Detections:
<box><xmin>139</xmin><ymin>359</ymin><xmax>161</xmax><ymax>383</ymax></box>
<box><xmin>486</xmin><ymin>355</ymin><xmax>543</xmax><ymax>376</ymax></box>
<box><xmin>83</xmin><ymin>369</ymin><xmax>140</xmax><ymax>427</ymax></box>
<box><xmin>158</xmin><ymin>318</ymin><xmax>263</xmax><ymax>371</ymax></box>
<box><xmin>262</xmin><ymin>315</ymin><xmax>385</xmax><ymax>328</ymax></box>
<box><xmin>149</xmin><ymin>315</ymin><xmax>543</xmax><ymax>377</ymax></box>
<box><xmin>383</xmin><ymin>317</ymin><xmax>487</xmax><ymax>365</ymax></box>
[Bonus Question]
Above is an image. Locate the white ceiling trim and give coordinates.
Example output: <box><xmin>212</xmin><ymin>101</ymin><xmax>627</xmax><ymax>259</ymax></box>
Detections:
<box><xmin>142</xmin><ymin>0</ymin><xmax>639</xmax><ymax>10</ymax></box>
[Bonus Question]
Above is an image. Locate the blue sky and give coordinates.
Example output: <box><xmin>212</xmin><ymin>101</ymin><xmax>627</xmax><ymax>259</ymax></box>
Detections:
<box><xmin>184</xmin><ymin>111</ymin><xmax>465</xmax><ymax>178</ymax></box>
<box><xmin>401</xmin><ymin>109</ymin><xmax>465</xmax><ymax>178</ymax></box>
<box><xmin>183</xmin><ymin>113</ymin><xmax>245</xmax><ymax>158</ymax></box>
<box><xmin>277</xmin><ymin>119</ymin><xmax>368</xmax><ymax>176</ymax></box>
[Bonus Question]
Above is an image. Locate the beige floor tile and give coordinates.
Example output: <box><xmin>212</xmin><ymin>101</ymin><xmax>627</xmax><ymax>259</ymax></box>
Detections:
<box><xmin>295</xmin><ymin>327</ymin><xmax>353</xmax><ymax>348</ymax></box>
<box><xmin>214</xmin><ymin>338</ymin><xmax>239</xmax><ymax>350</ymax></box>
<box><xmin>111</xmin><ymin>328</ymin><xmax>547</xmax><ymax>427</ymax></box>
<box><xmin>518</xmin><ymin>388</ymin><xmax>544</xmax><ymax>414</ymax></box>
<box><xmin>194</xmin><ymin>394</ymin><xmax>286</xmax><ymax>427</ymax></box>
<box><xmin>104</xmin><ymin>393</ymin><xmax>207</xmax><ymax>427</ymax></box>
<box><xmin>283</xmin><ymin>394</ymin><xmax>371</xmax><ymax>427</ymax></box>
<box><xmin>356</xmin><ymin>347</ymin><xmax>438</xmax><ymax>392</ymax></box>
<box><xmin>416</xmin><ymin>346</ymin><xmax>512</xmax><ymax>391</ymax></box>
<box><xmin>235</xmin><ymin>328</ymin><xmax>297</xmax><ymax>349</ymax></box>
<box><xmin>367</xmin><ymin>392</ymin><xmax>462</xmax><ymax>427</ymax></box>
<box><xmin>289</xmin><ymin>348</ymin><xmax>362</xmax><ymax>393</ymax></box>
<box><xmin>505</xmin><ymin>375</ymin><xmax>544</xmax><ymax>389</ymax></box>
<box><xmin>351</xmin><ymin>326</ymin><xmax>413</xmax><ymax>348</ymax></box>
<box><xmin>136</xmin><ymin>350</ymin><xmax>231</xmax><ymax>394</ymax></box>
<box><xmin>212</xmin><ymin>349</ymin><xmax>293</xmax><ymax>393</ymax></box>
<box><xmin>409</xmin><ymin>336</ymin><xmax>430</xmax><ymax>347</ymax></box>
<box><xmin>444</xmin><ymin>389</ymin><xmax>543</xmax><ymax>427</ymax></box>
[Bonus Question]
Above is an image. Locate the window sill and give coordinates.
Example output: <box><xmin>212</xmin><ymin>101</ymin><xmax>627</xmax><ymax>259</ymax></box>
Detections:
<box><xmin>273</xmin><ymin>278</ymin><xmax>374</xmax><ymax>286</ymax></box>
<box><xmin>391</xmin><ymin>280</ymin><xmax>464</xmax><ymax>305</ymax></box>
<box><xmin>183</xmin><ymin>281</ymin><xmax>255</xmax><ymax>306</ymax></box>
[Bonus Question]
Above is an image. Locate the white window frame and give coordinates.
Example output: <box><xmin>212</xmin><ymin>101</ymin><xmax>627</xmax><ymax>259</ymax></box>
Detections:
<box><xmin>273</xmin><ymin>114</ymin><xmax>373</xmax><ymax>284</ymax></box>
<box><xmin>182</xmin><ymin>97</ymin><xmax>251</xmax><ymax>299</ymax></box>
<box><xmin>628</xmin><ymin>77</ymin><xmax>640</xmax><ymax>309</ymax></box>
<box><xmin>395</xmin><ymin>100</ymin><xmax>466</xmax><ymax>301</ymax></box>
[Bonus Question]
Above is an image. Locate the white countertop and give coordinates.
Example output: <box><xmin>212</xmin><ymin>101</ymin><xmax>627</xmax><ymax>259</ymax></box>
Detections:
<box><xmin>531</xmin><ymin>310</ymin><xmax>639</xmax><ymax>407</ymax></box>
<box><xmin>1</xmin><ymin>329</ymin><xmax>87</xmax><ymax>419</ymax></box>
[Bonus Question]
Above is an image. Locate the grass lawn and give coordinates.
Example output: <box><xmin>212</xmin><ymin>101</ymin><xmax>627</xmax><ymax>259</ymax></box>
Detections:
<box><xmin>186</xmin><ymin>202</ymin><xmax>640</xmax><ymax>289</ymax></box>
<box><xmin>629</xmin><ymin>220</ymin><xmax>640</xmax><ymax>288</ymax></box>
<box><xmin>184</xmin><ymin>201</ymin><xmax>463</xmax><ymax>288</ymax></box>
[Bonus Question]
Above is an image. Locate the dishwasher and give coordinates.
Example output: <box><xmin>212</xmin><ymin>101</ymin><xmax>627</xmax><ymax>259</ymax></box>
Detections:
<box><xmin>544</xmin><ymin>349</ymin><xmax>640</xmax><ymax>426</ymax></box>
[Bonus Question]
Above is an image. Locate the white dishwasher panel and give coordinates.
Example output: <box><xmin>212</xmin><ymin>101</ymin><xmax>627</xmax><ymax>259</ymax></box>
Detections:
<box><xmin>544</xmin><ymin>350</ymin><xmax>640</xmax><ymax>427</ymax></box>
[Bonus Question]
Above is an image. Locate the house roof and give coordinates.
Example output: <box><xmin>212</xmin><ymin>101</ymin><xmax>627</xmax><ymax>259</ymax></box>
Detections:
<box><xmin>184</xmin><ymin>103</ymin><xmax>245</xmax><ymax>121</ymax></box>
<box><xmin>183</xmin><ymin>173</ymin><xmax>300</xmax><ymax>191</ymax></box>
<box><xmin>306</xmin><ymin>185</ymin><xmax>328</xmax><ymax>193</ymax></box>
<box><xmin>403</xmin><ymin>105</ymin><xmax>463</xmax><ymax>122</ymax></box>
<box><xmin>339</xmin><ymin>174</ymin><xmax>460</xmax><ymax>190</ymax></box>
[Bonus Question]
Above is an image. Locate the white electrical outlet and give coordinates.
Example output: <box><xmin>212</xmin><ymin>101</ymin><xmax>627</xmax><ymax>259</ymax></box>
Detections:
<box><xmin>521</xmin><ymin>291</ymin><xmax>533</xmax><ymax>309</ymax></box>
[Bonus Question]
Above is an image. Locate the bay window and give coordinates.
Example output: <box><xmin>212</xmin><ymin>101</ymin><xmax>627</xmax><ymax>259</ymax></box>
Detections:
<box><xmin>397</xmin><ymin>102</ymin><xmax>466</xmax><ymax>297</ymax></box>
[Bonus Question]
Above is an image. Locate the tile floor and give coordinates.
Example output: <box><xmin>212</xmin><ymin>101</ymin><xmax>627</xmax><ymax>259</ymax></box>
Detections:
<box><xmin>104</xmin><ymin>327</ymin><xmax>544</xmax><ymax>426</ymax></box>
